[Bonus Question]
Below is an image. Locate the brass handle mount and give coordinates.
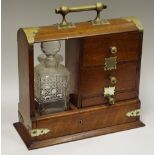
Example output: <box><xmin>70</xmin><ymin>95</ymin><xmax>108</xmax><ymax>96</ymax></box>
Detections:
<box><xmin>55</xmin><ymin>2</ymin><xmax>108</xmax><ymax>29</ymax></box>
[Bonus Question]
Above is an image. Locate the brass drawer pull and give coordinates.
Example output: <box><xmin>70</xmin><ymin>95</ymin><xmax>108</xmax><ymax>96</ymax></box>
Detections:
<box><xmin>110</xmin><ymin>76</ymin><xmax>117</xmax><ymax>85</ymax></box>
<box><xmin>110</xmin><ymin>46</ymin><xmax>117</xmax><ymax>54</ymax></box>
<box><xmin>108</xmin><ymin>96</ymin><xmax>115</xmax><ymax>105</ymax></box>
<box><xmin>55</xmin><ymin>2</ymin><xmax>108</xmax><ymax>29</ymax></box>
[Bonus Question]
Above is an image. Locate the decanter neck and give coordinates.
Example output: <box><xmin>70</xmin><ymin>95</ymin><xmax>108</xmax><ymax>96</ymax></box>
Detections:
<box><xmin>44</xmin><ymin>55</ymin><xmax>58</xmax><ymax>68</ymax></box>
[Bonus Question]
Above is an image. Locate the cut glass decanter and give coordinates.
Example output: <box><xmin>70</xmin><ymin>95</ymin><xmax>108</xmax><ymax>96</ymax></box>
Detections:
<box><xmin>34</xmin><ymin>41</ymin><xmax>70</xmax><ymax>115</ymax></box>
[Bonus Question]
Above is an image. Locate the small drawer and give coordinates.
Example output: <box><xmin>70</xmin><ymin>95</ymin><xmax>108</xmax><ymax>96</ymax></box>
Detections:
<box><xmin>33</xmin><ymin>99</ymin><xmax>140</xmax><ymax>140</ymax></box>
<box><xmin>81</xmin><ymin>90</ymin><xmax>138</xmax><ymax>107</ymax></box>
<box><xmin>79</xmin><ymin>62</ymin><xmax>139</xmax><ymax>96</ymax></box>
<box><xmin>81</xmin><ymin>31</ymin><xmax>142</xmax><ymax>67</ymax></box>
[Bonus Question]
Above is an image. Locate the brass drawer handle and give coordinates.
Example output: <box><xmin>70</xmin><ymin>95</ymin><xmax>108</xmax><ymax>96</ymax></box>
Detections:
<box><xmin>110</xmin><ymin>46</ymin><xmax>117</xmax><ymax>54</ymax></box>
<box><xmin>108</xmin><ymin>96</ymin><xmax>115</xmax><ymax>105</ymax></box>
<box><xmin>110</xmin><ymin>76</ymin><xmax>117</xmax><ymax>85</ymax></box>
<box><xmin>55</xmin><ymin>2</ymin><xmax>108</xmax><ymax>29</ymax></box>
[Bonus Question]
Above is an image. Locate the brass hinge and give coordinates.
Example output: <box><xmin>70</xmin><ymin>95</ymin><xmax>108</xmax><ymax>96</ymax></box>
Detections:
<box><xmin>126</xmin><ymin>109</ymin><xmax>141</xmax><ymax>117</ymax></box>
<box><xmin>29</xmin><ymin>128</ymin><xmax>50</xmax><ymax>137</ymax></box>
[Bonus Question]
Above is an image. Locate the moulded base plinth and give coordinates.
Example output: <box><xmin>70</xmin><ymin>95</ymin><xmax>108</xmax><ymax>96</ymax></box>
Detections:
<box><xmin>13</xmin><ymin>121</ymin><xmax>145</xmax><ymax>150</ymax></box>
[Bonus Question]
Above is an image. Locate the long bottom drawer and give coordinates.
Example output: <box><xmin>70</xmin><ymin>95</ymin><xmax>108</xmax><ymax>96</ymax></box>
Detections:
<box><xmin>32</xmin><ymin>99</ymin><xmax>141</xmax><ymax>141</ymax></box>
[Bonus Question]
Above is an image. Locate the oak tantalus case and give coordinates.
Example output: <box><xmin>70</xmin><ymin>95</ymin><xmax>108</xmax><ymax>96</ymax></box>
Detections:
<box><xmin>13</xmin><ymin>2</ymin><xmax>145</xmax><ymax>150</ymax></box>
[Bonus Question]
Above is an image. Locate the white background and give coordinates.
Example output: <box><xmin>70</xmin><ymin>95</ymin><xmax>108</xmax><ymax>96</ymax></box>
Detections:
<box><xmin>2</xmin><ymin>0</ymin><xmax>154</xmax><ymax>154</ymax></box>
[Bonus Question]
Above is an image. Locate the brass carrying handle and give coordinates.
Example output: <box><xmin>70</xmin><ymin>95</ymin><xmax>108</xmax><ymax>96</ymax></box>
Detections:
<box><xmin>55</xmin><ymin>2</ymin><xmax>108</xmax><ymax>29</ymax></box>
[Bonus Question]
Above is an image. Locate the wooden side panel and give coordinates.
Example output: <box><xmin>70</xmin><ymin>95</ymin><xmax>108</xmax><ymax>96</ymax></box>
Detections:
<box><xmin>135</xmin><ymin>32</ymin><xmax>143</xmax><ymax>96</ymax></box>
<box><xmin>17</xmin><ymin>29</ymin><xmax>35</xmax><ymax>128</ymax></box>
<box><xmin>65</xmin><ymin>39</ymin><xmax>81</xmax><ymax>107</ymax></box>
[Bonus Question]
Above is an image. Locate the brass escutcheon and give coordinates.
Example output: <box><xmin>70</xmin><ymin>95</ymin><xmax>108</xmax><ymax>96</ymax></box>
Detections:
<box><xmin>104</xmin><ymin>76</ymin><xmax>117</xmax><ymax>105</ymax></box>
<box><xmin>104</xmin><ymin>56</ymin><xmax>117</xmax><ymax>70</ymax></box>
<box><xmin>104</xmin><ymin>46</ymin><xmax>117</xmax><ymax>70</ymax></box>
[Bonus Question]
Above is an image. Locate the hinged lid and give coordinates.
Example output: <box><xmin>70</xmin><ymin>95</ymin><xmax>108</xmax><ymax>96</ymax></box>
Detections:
<box><xmin>21</xmin><ymin>16</ymin><xmax>143</xmax><ymax>44</ymax></box>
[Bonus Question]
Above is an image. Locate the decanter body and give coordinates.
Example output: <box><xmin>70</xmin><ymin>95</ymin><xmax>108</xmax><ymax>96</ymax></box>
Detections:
<box><xmin>34</xmin><ymin>41</ymin><xmax>70</xmax><ymax>115</ymax></box>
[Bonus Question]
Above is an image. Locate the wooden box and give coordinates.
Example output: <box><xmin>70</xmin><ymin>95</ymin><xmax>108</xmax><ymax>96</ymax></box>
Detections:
<box><xmin>13</xmin><ymin>3</ymin><xmax>145</xmax><ymax>150</ymax></box>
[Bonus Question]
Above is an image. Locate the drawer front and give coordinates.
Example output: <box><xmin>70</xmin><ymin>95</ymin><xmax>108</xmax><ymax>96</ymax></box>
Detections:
<box><xmin>35</xmin><ymin>99</ymin><xmax>140</xmax><ymax>139</ymax></box>
<box><xmin>79</xmin><ymin>62</ymin><xmax>139</xmax><ymax>96</ymax></box>
<box><xmin>81</xmin><ymin>91</ymin><xmax>138</xmax><ymax>107</ymax></box>
<box><xmin>82</xmin><ymin>31</ymin><xmax>142</xmax><ymax>67</ymax></box>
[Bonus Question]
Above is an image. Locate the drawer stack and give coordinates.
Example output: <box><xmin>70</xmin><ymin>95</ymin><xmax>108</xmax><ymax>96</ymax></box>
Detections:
<box><xmin>66</xmin><ymin>31</ymin><xmax>143</xmax><ymax>108</ymax></box>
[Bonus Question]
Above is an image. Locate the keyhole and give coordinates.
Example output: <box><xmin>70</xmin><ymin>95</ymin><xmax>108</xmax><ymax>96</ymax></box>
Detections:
<box><xmin>79</xmin><ymin>119</ymin><xmax>83</xmax><ymax>125</ymax></box>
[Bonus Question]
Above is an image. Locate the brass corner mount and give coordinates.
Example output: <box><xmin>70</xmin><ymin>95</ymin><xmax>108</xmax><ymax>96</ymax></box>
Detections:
<box><xmin>123</xmin><ymin>16</ymin><xmax>144</xmax><ymax>31</ymax></box>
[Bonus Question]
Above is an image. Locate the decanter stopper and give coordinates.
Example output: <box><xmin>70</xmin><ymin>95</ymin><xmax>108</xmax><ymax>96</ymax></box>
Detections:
<box><xmin>41</xmin><ymin>41</ymin><xmax>61</xmax><ymax>56</ymax></box>
<box><xmin>41</xmin><ymin>41</ymin><xmax>62</xmax><ymax>67</ymax></box>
